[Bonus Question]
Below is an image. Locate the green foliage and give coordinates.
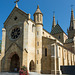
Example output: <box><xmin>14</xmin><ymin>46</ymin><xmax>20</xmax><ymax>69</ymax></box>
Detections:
<box><xmin>21</xmin><ymin>66</ymin><xmax>27</xmax><ymax>71</ymax></box>
<box><xmin>0</xmin><ymin>40</ymin><xmax>2</xmax><ymax>53</ymax></box>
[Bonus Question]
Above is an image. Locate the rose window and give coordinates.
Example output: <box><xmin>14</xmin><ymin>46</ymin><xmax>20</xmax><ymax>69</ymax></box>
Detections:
<box><xmin>11</xmin><ymin>28</ymin><xmax>20</xmax><ymax>39</ymax></box>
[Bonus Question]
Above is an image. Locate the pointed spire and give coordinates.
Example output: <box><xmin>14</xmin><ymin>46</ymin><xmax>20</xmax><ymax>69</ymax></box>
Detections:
<box><xmin>71</xmin><ymin>8</ymin><xmax>74</xmax><ymax>21</ymax></box>
<box><xmin>52</xmin><ymin>11</ymin><xmax>56</xmax><ymax>29</ymax></box>
<box><xmin>69</xmin><ymin>8</ymin><xmax>75</xmax><ymax>30</ymax></box>
<box><xmin>37</xmin><ymin>5</ymin><xmax>39</xmax><ymax>9</ymax></box>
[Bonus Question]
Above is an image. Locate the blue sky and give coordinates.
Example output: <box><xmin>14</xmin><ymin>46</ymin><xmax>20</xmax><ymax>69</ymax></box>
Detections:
<box><xmin>0</xmin><ymin>0</ymin><xmax>75</xmax><ymax>40</ymax></box>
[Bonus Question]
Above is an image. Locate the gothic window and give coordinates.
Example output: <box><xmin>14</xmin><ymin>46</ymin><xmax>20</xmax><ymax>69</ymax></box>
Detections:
<box><xmin>40</xmin><ymin>15</ymin><xmax>41</xmax><ymax>21</ymax></box>
<box><xmin>59</xmin><ymin>47</ymin><xmax>61</xmax><ymax>57</ymax></box>
<box><xmin>45</xmin><ymin>48</ymin><xmax>47</xmax><ymax>56</ymax></box>
<box><xmin>37</xmin><ymin>31</ymin><xmax>39</xmax><ymax>35</ymax></box>
<box><xmin>59</xmin><ymin>36</ymin><xmax>61</xmax><ymax>39</ymax></box>
<box><xmin>37</xmin><ymin>50</ymin><xmax>39</xmax><ymax>54</ymax></box>
<box><xmin>37</xmin><ymin>42</ymin><xmax>39</xmax><ymax>46</ymax></box>
<box><xmin>37</xmin><ymin>60</ymin><xmax>38</xmax><ymax>64</ymax></box>
<box><xmin>11</xmin><ymin>27</ymin><xmax>20</xmax><ymax>39</ymax></box>
<box><xmin>37</xmin><ymin>14</ymin><xmax>39</xmax><ymax>22</ymax></box>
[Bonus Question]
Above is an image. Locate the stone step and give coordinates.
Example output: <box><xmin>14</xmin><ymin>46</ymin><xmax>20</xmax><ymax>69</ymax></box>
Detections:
<box><xmin>0</xmin><ymin>72</ymin><xmax>19</xmax><ymax>75</ymax></box>
<box><xmin>0</xmin><ymin>72</ymin><xmax>51</xmax><ymax>75</ymax></box>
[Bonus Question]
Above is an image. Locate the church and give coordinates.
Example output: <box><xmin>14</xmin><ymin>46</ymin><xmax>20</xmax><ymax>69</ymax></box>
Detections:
<box><xmin>0</xmin><ymin>2</ymin><xmax>75</xmax><ymax>74</ymax></box>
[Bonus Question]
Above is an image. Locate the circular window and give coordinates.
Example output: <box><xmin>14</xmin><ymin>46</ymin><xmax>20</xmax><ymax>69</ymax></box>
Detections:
<box><xmin>11</xmin><ymin>27</ymin><xmax>20</xmax><ymax>39</ymax></box>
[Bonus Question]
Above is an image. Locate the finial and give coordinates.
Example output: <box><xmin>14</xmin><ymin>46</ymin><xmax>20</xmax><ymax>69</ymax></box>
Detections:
<box><xmin>14</xmin><ymin>0</ymin><xmax>19</xmax><ymax>8</ymax></box>
<box><xmin>71</xmin><ymin>5</ymin><xmax>74</xmax><ymax>11</ymax></box>
<box><xmin>57</xmin><ymin>20</ymin><xmax>58</xmax><ymax>25</ymax></box>
<box><xmin>37</xmin><ymin>5</ymin><xmax>39</xmax><ymax>9</ymax></box>
<box><xmin>53</xmin><ymin>11</ymin><xmax>55</xmax><ymax>17</ymax></box>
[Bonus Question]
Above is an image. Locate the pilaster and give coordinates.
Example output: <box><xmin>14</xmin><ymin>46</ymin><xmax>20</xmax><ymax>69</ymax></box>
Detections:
<box><xmin>1</xmin><ymin>28</ymin><xmax>6</xmax><ymax>58</ymax></box>
<box><xmin>51</xmin><ymin>43</ymin><xmax>56</xmax><ymax>74</ymax></box>
<box><xmin>56</xmin><ymin>45</ymin><xmax>62</xmax><ymax>74</ymax></box>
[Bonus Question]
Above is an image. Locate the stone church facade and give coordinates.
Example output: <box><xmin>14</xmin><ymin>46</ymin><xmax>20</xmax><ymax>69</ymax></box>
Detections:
<box><xmin>0</xmin><ymin>5</ymin><xmax>75</xmax><ymax>74</ymax></box>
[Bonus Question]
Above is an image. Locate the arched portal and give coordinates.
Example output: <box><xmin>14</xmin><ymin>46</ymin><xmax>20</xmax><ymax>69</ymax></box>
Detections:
<box><xmin>29</xmin><ymin>60</ymin><xmax>35</xmax><ymax>72</ymax></box>
<box><xmin>10</xmin><ymin>54</ymin><xmax>20</xmax><ymax>72</ymax></box>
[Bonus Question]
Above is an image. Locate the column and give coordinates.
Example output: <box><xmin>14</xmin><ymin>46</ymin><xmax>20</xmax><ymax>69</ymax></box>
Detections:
<box><xmin>56</xmin><ymin>45</ymin><xmax>61</xmax><ymax>74</ymax></box>
<box><xmin>51</xmin><ymin>43</ymin><xmax>56</xmax><ymax>74</ymax></box>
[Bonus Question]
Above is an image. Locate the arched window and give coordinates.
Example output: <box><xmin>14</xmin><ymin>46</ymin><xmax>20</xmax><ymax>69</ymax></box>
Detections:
<box><xmin>59</xmin><ymin>36</ymin><xmax>61</xmax><ymax>39</ymax></box>
<box><xmin>37</xmin><ymin>60</ymin><xmax>38</xmax><ymax>64</ymax></box>
<box><xmin>72</xmin><ymin>26</ymin><xmax>73</xmax><ymax>30</ymax></box>
<box><xmin>37</xmin><ymin>50</ymin><xmax>39</xmax><ymax>54</ymax></box>
<box><xmin>45</xmin><ymin>48</ymin><xmax>47</xmax><ymax>56</ymax></box>
<box><xmin>37</xmin><ymin>42</ymin><xmax>39</xmax><ymax>46</ymax></box>
<box><xmin>37</xmin><ymin>14</ymin><xmax>39</xmax><ymax>22</ymax></box>
<box><xmin>37</xmin><ymin>31</ymin><xmax>39</xmax><ymax>35</ymax></box>
<box><xmin>40</xmin><ymin>15</ymin><xmax>42</xmax><ymax>21</ymax></box>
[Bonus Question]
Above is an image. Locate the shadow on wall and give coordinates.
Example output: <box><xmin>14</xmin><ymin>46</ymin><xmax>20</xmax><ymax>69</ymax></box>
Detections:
<box><xmin>61</xmin><ymin>66</ymin><xmax>75</xmax><ymax>74</ymax></box>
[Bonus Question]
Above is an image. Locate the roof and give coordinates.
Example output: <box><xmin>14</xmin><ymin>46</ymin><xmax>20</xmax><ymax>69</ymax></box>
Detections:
<box><xmin>34</xmin><ymin>5</ymin><xmax>43</xmax><ymax>15</ymax></box>
<box><xmin>65</xmin><ymin>39</ymin><xmax>73</xmax><ymax>43</ymax></box>
<box><xmin>4</xmin><ymin>6</ymin><xmax>35</xmax><ymax>25</ymax></box>
<box><xmin>51</xmin><ymin>23</ymin><xmax>64</xmax><ymax>34</ymax></box>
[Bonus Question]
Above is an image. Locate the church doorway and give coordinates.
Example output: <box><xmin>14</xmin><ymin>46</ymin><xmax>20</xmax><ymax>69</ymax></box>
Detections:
<box><xmin>10</xmin><ymin>54</ymin><xmax>20</xmax><ymax>72</ymax></box>
<box><xmin>29</xmin><ymin>60</ymin><xmax>35</xmax><ymax>72</ymax></box>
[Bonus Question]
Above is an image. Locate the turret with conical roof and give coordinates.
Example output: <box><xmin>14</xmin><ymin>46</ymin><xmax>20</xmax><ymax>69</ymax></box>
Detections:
<box><xmin>34</xmin><ymin>5</ymin><xmax>43</xmax><ymax>73</ymax></box>
<box><xmin>34</xmin><ymin>5</ymin><xmax>43</xmax><ymax>24</ymax></box>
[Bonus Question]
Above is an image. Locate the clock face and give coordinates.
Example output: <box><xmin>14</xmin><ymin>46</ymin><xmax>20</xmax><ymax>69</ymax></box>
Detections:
<box><xmin>11</xmin><ymin>27</ymin><xmax>20</xmax><ymax>39</ymax></box>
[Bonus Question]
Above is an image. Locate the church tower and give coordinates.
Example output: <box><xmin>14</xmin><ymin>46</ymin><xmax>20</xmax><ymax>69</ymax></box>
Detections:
<box><xmin>68</xmin><ymin>8</ymin><xmax>75</xmax><ymax>39</ymax></box>
<box><xmin>34</xmin><ymin>5</ymin><xmax>43</xmax><ymax>73</ymax></box>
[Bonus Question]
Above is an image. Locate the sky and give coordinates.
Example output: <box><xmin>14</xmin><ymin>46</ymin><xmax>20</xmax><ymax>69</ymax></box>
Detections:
<box><xmin>0</xmin><ymin>0</ymin><xmax>75</xmax><ymax>40</ymax></box>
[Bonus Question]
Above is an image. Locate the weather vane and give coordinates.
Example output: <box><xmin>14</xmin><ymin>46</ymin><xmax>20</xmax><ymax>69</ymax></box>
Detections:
<box><xmin>14</xmin><ymin>0</ymin><xmax>19</xmax><ymax>8</ymax></box>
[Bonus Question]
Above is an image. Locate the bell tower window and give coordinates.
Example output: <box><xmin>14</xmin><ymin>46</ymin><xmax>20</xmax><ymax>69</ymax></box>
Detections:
<box><xmin>37</xmin><ymin>14</ymin><xmax>39</xmax><ymax>22</ymax></box>
<box><xmin>59</xmin><ymin>36</ymin><xmax>61</xmax><ymax>39</ymax></box>
<box><xmin>45</xmin><ymin>48</ymin><xmax>47</xmax><ymax>56</ymax></box>
<box><xmin>40</xmin><ymin>15</ymin><xmax>41</xmax><ymax>21</ymax></box>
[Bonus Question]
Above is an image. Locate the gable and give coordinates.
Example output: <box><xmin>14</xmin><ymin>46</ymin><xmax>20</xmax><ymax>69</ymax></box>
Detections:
<box><xmin>4</xmin><ymin>6</ymin><xmax>28</xmax><ymax>27</ymax></box>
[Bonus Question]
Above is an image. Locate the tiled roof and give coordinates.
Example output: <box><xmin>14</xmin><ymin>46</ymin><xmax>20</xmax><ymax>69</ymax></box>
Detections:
<box><xmin>51</xmin><ymin>24</ymin><xmax>64</xmax><ymax>34</ymax></box>
<box><xmin>65</xmin><ymin>39</ymin><xmax>73</xmax><ymax>43</ymax></box>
